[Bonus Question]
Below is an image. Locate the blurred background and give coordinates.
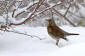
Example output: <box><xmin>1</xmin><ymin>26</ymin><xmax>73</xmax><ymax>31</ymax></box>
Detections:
<box><xmin>0</xmin><ymin>0</ymin><xmax>85</xmax><ymax>27</ymax></box>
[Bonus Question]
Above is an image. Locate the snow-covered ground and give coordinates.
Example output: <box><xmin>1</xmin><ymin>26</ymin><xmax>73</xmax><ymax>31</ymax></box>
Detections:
<box><xmin>0</xmin><ymin>25</ymin><xmax>84</xmax><ymax>56</ymax></box>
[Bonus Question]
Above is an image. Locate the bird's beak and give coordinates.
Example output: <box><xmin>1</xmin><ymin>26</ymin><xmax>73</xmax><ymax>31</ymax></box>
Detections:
<box><xmin>46</xmin><ymin>19</ymin><xmax>50</xmax><ymax>21</ymax></box>
<box><xmin>46</xmin><ymin>19</ymin><xmax>48</xmax><ymax>21</ymax></box>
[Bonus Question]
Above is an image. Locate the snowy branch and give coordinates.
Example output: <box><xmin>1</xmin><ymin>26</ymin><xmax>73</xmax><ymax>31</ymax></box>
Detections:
<box><xmin>0</xmin><ymin>29</ymin><xmax>43</xmax><ymax>40</ymax></box>
<box><xmin>9</xmin><ymin>0</ymin><xmax>46</xmax><ymax>26</ymax></box>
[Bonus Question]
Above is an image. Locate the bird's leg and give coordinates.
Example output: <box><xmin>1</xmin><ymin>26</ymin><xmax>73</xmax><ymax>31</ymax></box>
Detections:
<box><xmin>56</xmin><ymin>39</ymin><xmax>59</xmax><ymax>46</ymax></box>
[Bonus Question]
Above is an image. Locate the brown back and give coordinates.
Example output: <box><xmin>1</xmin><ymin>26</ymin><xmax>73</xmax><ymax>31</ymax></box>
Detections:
<box><xmin>47</xmin><ymin>19</ymin><xmax>65</xmax><ymax>38</ymax></box>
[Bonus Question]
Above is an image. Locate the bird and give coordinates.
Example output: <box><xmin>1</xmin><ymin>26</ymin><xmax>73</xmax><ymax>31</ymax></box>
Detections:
<box><xmin>46</xmin><ymin>19</ymin><xmax>79</xmax><ymax>46</ymax></box>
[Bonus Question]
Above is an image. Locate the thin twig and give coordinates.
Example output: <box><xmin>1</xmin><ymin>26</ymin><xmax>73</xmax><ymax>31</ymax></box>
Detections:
<box><xmin>15</xmin><ymin>11</ymin><xmax>25</xmax><ymax>18</ymax></box>
<box><xmin>63</xmin><ymin>2</ymin><xmax>72</xmax><ymax>17</ymax></box>
<box><xmin>0</xmin><ymin>29</ymin><xmax>43</xmax><ymax>40</ymax></box>
<box><xmin>52</xmin><ymin>8</ymin><xmax>76</xmax><ymax>27</ymax></box>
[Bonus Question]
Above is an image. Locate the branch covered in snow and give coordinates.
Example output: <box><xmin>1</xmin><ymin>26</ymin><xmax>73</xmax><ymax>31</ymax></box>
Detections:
<box><xmin>9</xmin><ymin>0</ymin><xmax>46</xmax><ymax>26</ymax></box>
<box><xmin>0</xmin><ymin>0</ymin><xmax>84</xmax><ymax>26</ymax></box>
<box><xmin>0</xmin><ymin>28</ymin><xmax>43</xmax><ymax>40</ymax></box>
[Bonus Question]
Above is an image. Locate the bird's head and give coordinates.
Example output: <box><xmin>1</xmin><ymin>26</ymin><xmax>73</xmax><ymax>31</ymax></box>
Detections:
<box><xmin>46</xmin><ymin>19</ymin><xmax>52</xmax><ymax>25</ymax></box>
<box><xmin>46</xmin><ymin>18</ymin><xmax>57</xmax><ymax>26</ymax></box>
<box><xmin>46</xmin><ymin>19</ymin><xmax>52</xmax><ymax>22</ymax></box>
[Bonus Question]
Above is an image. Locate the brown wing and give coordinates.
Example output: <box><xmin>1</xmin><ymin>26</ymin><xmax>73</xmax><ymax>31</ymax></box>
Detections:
<box><xmin>47</xmin><ymin>26</ymin><xmax>64</xmax><ymax>38</ymax></box>
<box><xmin>52</xmin><ymin>26</ymin><xmax>64</xmax><ymax>38</ymax></box>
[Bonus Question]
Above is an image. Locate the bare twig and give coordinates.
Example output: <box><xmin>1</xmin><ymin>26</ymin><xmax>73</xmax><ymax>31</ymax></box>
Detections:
<box><xmin>15</xmin><ymin>11</ymin><xmax>25</xmax><ymax>18</ymax></box>
<box><xmin>15</xmin><ymin>2</ymin><xmax>38</xmax><ymax>18</ymax></box>
<box><xmin>26</xmin><ymin>2</ymin><xmax>38</xmax><ymax>10</ymax></box>
<box><xmin>52</xmin><ymin>8</ymin><xmax>76</xmax><ymax>27</ymax></box>
<box><xmin>12</xmin><ymin>1</ymin><xmax>22</xmax><ymax>18</ymax></box>
<box><xmin>12</xmin><ymin>9</ymin><xmax>16</xmax><ymax>17</ymax></box>
<box><xmin>31</xmin><ymin>4</ymin><xmax>57</xmax><ymax>19</ymax></box>
<box><xmin>64</xmin><ymin>2</ymin><xmax>72</xmax><ymax>17</ymax></box>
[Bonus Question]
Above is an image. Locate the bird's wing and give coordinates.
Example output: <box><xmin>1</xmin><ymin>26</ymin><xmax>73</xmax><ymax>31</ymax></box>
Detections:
<box><xmin>52</xmin><ymin>26</ymin><xmax>64</xmax><ymax>38</ymax></box>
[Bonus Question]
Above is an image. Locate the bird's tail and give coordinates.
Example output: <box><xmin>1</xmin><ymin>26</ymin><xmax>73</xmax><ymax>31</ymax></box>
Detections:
<box><xmin>67</xmin><ymin>33</ymin><xmax>79</xmax><ymax>35</ymax></box>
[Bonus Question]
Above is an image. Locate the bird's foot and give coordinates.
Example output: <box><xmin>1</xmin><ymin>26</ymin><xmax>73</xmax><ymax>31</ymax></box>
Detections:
<box><xmin>63</xmin><ymin>38</ymin><xmax>68</xmax><ymax>41</ymax></box>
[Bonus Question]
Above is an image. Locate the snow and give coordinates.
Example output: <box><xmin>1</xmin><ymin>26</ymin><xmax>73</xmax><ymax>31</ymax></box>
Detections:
<box><xmin>0</xmin><ymin>25</ymin><xmax>84</xmax><ymax>56</ymax></box>
<box><xmin>0</xmin><ymin>16</ymin><xmax>6</xmax><ymax>23</ymax></box>
<box><xmin>49</xmin><ymin>43</ymin><xmax>85</xmax><ymax>56</ymax></box>
<box><xmin>14</xmin><ymin>1</ymin><xmax>38</xmax><ymax>16</ymax></box>
<box><xmin>9</xmin><ymin>17</ymin><xmax>27</xmax><ymax>24</ymax></box>
<box><xmin>79</xmin><ymin>4</ymin><xmax>85</xmax><ymax>17</ymax></box>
